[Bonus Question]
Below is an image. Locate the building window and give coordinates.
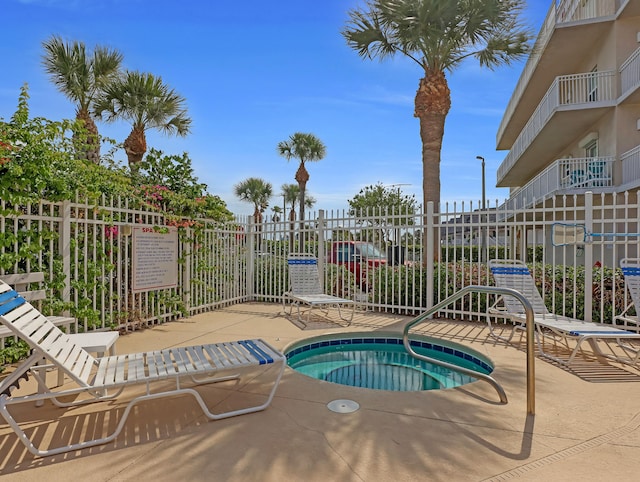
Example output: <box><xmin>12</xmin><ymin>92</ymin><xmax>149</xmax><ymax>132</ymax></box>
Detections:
<box><xmin>585</xmin><ymin>139</ymin><xmax>598</xmax><ymax>159</ymax></box>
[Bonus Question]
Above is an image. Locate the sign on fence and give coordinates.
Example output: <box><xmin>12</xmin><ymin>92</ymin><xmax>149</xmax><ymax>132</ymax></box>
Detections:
<box><xmin>132</xmin><ymin>227</ymin><xmax>179</xmax><ymax>293</ymax></box>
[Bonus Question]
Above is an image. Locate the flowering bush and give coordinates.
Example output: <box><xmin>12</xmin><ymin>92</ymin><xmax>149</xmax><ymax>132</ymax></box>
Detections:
<box><xmin>104</xmin><ymin>225</ymin><xmax>119</xmax><ymax>238</ymax></box>
<box><xmin>0</xmin><ymin>85</ymin><xmax>133</xmax><ymax>205</ymax></box>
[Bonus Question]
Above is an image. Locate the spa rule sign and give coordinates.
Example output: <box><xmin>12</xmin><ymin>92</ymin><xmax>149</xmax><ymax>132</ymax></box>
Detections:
<box><xmin>131</xmin><ymin>226</ymin><xmax>179</xmax><ymax>293</ymax></box>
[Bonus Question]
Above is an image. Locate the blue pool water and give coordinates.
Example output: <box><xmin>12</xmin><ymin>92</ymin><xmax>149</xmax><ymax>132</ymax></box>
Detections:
<box><xmin>285</xmin><ymin>332</ymin><xmax>494</xmax><ymax>391</ymax></box>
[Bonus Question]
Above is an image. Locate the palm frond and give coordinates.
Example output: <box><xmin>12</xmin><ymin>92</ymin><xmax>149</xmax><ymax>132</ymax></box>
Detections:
<box><xmin>343</xmin><ymin>0</ymin><xmax>532</xmax><ymax>73</ymax></box>
<box><xmin>94</xmin><ymin>70</ymin><xmax>191</xmax><ymax>137</ymax></box>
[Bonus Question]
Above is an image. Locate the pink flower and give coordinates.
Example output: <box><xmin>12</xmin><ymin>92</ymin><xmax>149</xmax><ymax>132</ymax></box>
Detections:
<box><xmin>105</xmin><ymin>226</ymin><xmax>119</xmax><ymax>239</ymax></box>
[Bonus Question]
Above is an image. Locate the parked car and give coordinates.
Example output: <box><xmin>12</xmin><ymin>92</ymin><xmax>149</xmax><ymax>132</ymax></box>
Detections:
<box><xmin>327</xmin><ymin>241</ymin><xmax>387</xmax><ymax>288</ymax></box>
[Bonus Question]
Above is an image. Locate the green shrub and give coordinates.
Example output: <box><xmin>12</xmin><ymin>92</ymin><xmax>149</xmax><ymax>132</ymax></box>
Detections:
<box><xmin>371</xmin><ymin>261</ymin><xmax>626</xmax><ymax>324</ymax></box>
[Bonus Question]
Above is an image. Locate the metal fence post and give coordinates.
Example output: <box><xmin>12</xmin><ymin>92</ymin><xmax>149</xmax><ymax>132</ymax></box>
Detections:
<box><xmin>426</xmin><ymin>201</ymin><xmax>435</xmax><ymax>313</ymax></box>
<box><xmin>584</xmin><ymin>191</ymin><xmax>593</xmax><ymax>322</ymax></box>
<box><xmin>247</xmin><ymin>216</ymin><xmax>255</xmax><ymax>300</ymax></box>
<box><xmin>317</xmin><ymin>209</ymin><xmax>325</xmax><ymax>272</ymax></box>
<box><xmin>59</xmin><ymin>200</ymin><xmax>71</xmax><ymax>307</ymax></box>
<box><xmin>183</xmin><ymin>226</ymin><xmax>192</xmax><ymax>312</ymax></box>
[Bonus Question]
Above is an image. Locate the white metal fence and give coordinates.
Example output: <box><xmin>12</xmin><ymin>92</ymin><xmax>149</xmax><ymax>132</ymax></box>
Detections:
<box><xmin>254</xmin><ymin>191</ymin><xmax>640</xmax><ymax>327</ymax></box>
<box><xmin>1</xmin><ymin>190</ymin><xmax>640</xmax><ymax>341</ymax></box>
<box><xmin>0</xmin><ymin>195</ymin><xmax>250</xmax><ymax>335</ymax></box>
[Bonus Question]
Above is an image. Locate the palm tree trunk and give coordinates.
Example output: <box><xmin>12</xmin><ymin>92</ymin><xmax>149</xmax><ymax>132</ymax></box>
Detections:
<box><xmin>124</xmin><ymin>126</ymin><xmax>147</xmax><ymax>171</ymax></box>
<box><xmin>295</xmin><ymin>162</ymin><xmax>309</xmax><ymax>239</ymax></box>
<box><xmin>75</xmin><ymin>109</ymin><xmax>100</xmax><ymax>164</ymax></box>
<box><xmin>415</xmin><ymin>71</ymin><xmax>451</xmax><ymax>262</ymax></box>
<box><xmin>289</xmin><ymin>208</ymin><xmax>296</xmax><ymax>252</ymax></box>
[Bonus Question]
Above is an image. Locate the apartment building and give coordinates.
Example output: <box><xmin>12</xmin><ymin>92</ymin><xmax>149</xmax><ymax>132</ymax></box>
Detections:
<box><xmin>496</xmin><ymin>0</ymin><xmax>640</xmax><ymax>210</ymax></box>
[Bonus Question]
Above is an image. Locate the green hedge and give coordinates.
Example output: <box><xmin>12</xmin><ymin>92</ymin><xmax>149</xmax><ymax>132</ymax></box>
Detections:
<box><xmin>372</xmin><ymin>262</ymin><xmax>629</xmax><ymax>324</ymax></box>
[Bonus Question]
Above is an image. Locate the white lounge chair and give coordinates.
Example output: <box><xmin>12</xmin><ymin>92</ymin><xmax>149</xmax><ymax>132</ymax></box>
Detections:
<box><xmin>283</xmin><ymin>253</ymin><xmax>354</xmax><ymax>326</ymax></box>
<box><xmin>488</xmin><ymin>259</ymin><xmax>640</xmax><ymax>366</ymax></box>
<box><xmin>615</xmin><ymin>258</ymin><xmax>640</xmax><ymax>331</ymax></box>
<box><xmin>0</xmin><ymin>280</ymin><xmax>285</xmax><ymax>457</ymax></box>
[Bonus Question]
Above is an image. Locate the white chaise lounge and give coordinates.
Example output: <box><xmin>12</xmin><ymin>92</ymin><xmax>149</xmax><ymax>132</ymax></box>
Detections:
<box><xmin>0</xmin><ymin>280</ymin><xmax>285</xmax><ymax>457</ymax></box>
<box><xmin>488</xmin><ymin>259</ymin><xmax>640</xmax><ymax>366</ymax></box>
<box><xmin>283</xmin><ymin>253</ymin><xmax>354</xmax><ymax>326</ymax></box>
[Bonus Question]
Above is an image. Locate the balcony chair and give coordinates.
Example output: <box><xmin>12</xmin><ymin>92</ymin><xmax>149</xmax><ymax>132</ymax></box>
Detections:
<box><xmin>283</xmin><ymin>253</ymin><xmax>354</xmax><ymax>327</ymax></box>
<box><xmin>570</xmin><ymin>169</ymin><xmax>587</xmax><ymax>188</ymax></box>
<box><xmin>0</xmin><ymin>280</ymin><xmax>285</xmax><ymax>457</ymax></box>
<box><xmin>488</xmin><ymin>259</ymin><xmax>640</xmax><ymax>366</ymax></box>
<box><xmin>586</xmin><ymin>160</ymin><xmax>610</xmax><ymax>187</ymax></box>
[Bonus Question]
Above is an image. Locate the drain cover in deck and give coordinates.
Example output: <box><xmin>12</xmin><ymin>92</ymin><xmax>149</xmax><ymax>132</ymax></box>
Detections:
<box><xmin>327</xmin><ymin>399</ymin><xmax>359</xmax><ymax>413</ymax></box>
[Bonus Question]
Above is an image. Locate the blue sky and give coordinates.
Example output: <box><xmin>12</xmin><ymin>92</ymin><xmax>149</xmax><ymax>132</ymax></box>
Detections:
<box><xmin>2</xmin><ymin>0</ymin><xmax>548</xmax><ymax>216</ymax></box>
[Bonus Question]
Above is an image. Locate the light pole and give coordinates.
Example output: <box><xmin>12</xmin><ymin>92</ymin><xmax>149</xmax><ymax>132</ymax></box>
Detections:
<box><xmin>476</xmin><ymin>156</ymin><xmax>486</xmax><ymax>262</ymax></box>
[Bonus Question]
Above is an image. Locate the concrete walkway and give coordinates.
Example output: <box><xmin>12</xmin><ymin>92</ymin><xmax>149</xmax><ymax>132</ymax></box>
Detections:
<box><xmin>1</xmin><ymin>303</ymin><xmax>640</xmax><ymax>481</ymax></box>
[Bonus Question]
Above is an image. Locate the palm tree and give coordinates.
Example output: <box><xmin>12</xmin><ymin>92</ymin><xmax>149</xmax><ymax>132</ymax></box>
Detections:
<box><xmin>277</xmin><ymin>133</ymin><xmax>326</xmax><ymax>229</ymax></box>
<box><xmin>42</xmin><ymin>35</ymin><xmax>123</xmax><ymax>164</ymax></box>
<box><xmin>281</xmin><ymin>183</ymin><xmax>317</xmax><ymax>250</ymax></box>
<box><xmin>342</xmin><ymin>0</ymin><xmax>531</xmax><ymax>211</ymax></box>
<box><xmin>271</xmin><ymin>205</ymin><xmax>283</xmax><ymax>222</ymax></box>
<box><xmin>234</xmin><ymin>177</ymin><xmax>273</xmax><ymax>224</ymax></box>
<box><xmin>94</xmin><ymin>71</ymin><xmax>191</xmax><ymax>170</ymax></box>
<box><xmin>271</xmin><ymin>205</ymin><xmax>283</xmax><ymax>242</ymax></box>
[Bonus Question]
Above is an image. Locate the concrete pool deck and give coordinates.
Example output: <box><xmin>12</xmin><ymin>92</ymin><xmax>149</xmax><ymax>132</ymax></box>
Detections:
<box><xmin>1</xmin><ymin>302</ymin><xmax>640</xmax><ymax>481</ymax></box>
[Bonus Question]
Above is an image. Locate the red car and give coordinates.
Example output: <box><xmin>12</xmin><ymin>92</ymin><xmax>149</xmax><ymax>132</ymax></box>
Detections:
<box><xmin>327</xmin><ymin>241</ymin><xmax>387</xmax><ymax>288</ymax></box>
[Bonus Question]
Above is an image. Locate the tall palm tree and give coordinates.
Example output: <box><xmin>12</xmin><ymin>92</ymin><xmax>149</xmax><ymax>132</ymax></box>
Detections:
<box><xmin>342</xmin><ymin>0</ymin><xmax>531</xmax><ymax>211</ymax></box>
<box><xmin>94</xmin><ymin>71</ymin><xmax>191</xmax><ymax>170</ymax></box>
<box><xmin>234</xmin><ymin>177</ymin><xmax>273</xmax><ymax>224</ymax></box>
<box><xmin>277</xmin><ymin>133</ymin><xmax>326</xmax><ymax>228</ymax></box>
<box><xmin>42</xmin><ymin>35</ymin><xmax>123</xmax><ymax>164</ymax></box>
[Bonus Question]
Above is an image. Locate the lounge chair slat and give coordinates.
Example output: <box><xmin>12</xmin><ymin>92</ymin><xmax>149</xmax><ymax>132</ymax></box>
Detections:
<box><xmin>153</xmin><ymin>351</ymin><xmax>168</xmax><ymax>378</ymax></box>
<box><xmin>115</xmin><ymin>355</ymin><xmax>129</xmax><ymax>384</ymax></box>
<box><xmin>173</xmin><ymin>348</ymin><xmax>191</xmax><ymax>374</ymax></box>
<box><xmin>162</xmin><ymin>350</ymin><xmax>178</xmax><ymax>375</ymax></box>
<box><xmin>184</xmin><ymin>346</ymin><xmax>206</xmax><ymax>371</ymax></box>
<box><xmin>201</xmin><ymin>344</ymin><xmax>224</xmax><ymax>369</ymax></box>
<box><xmin>95</xmin><ymin>357</ymin><xmax>109</xmax><ymax>386</ymax></box>
<box><xmin>207</xmin><ymin>343</ymin><xmax>233</xmax><ymax>368</ymax></box>
<box><xmin>219</xmin><ymin>342</ymin><xmax>245</xmax><ymax>366</ymax></box>
<box><xmin>132</xmin><ymin>352</ymin><xmax>146</xmax><ymax>380</ymax></box>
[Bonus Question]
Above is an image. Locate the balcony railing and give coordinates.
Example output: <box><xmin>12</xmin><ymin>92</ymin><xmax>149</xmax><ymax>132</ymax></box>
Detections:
<box><xmin>497</xmin><ymin>0</ymin><xmax>617</xmax><ymax>145</ymax></box>
<box><xmin>504</xmin><ymin>156</ymin><xmax>614</xmax><ymax>210</ymax></box>
<box><xmin>497</xmin><ymin>70</ymin><xmax>616</xmax><ymax>184</ymax></box>
<box><xmin>622</xmin><ymin>145</ymin><xmax>640</xmax><ymax>185</ymax></box>
<box><xmin>621</xmin><ymin>46</ymin><xmax>640</xmax><ymax>99</ymax></box>
<box><xmin>556</xmin><ymin>0</ymin><xmax>616</xmax><ymax>22</ymax></box>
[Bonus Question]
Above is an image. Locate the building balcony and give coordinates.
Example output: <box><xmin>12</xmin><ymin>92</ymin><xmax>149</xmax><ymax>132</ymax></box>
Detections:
<box><xmin>503</xmin><ymin>156</ymin><xmax>615</xmax><ymax>211</ymax></box>
<box><xmin>497</xmin><ymin>70</ymin><xmax>616</xmax><ymax>186</ymax></box>
<box><xmin>621</xmin><ymin>145</ymin><xmax>640</xmax><ymax>186</ymax></box>
<box><xmin>497</xmin><ymin>0</ymin><xmax>617</xmax><ymax>149</ymax></box>
<box><xmin>620</xmin><ymin>46</ymin><xmax>640</xmax><ymax>104</ymax></box>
